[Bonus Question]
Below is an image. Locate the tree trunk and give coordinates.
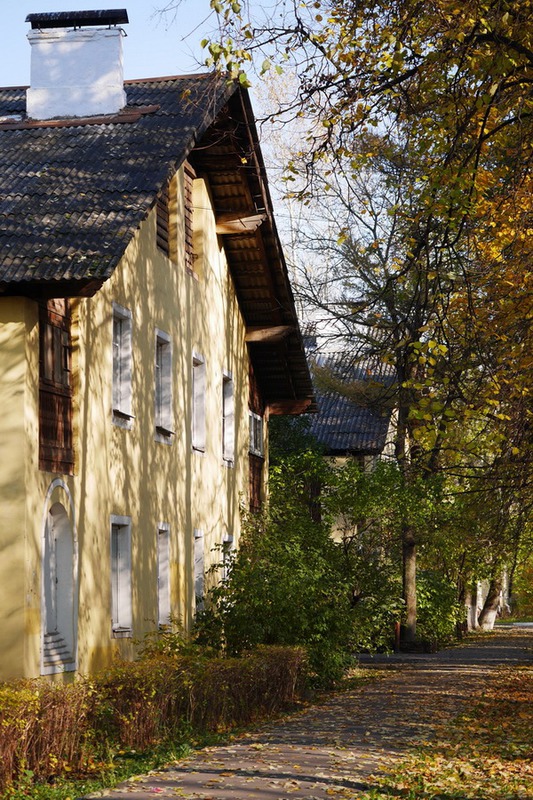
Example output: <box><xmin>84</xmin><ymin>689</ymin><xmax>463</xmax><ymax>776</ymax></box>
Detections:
<box><xmin>478</xmin><ymin>575</ymin><xmax>503</xmax><ymax>631</ymax></box>
<box><xmin>402</xmin><ymin>526</ymin><xmax>417</xmax><ymax>643</ymax></box>
<box><xmin>463</xmin><ymin>586</ymin><xmax>473</xmax><ymax>632</ymax></box>
<box><xmin>457</xmin><ymin>579</ymin><xmax>473</xmax><ymax>634</ymax></box>
<box><xmin>394</xmin><ymin>379</ymin><xmax>419</xmax><ymax>646</ymax></box>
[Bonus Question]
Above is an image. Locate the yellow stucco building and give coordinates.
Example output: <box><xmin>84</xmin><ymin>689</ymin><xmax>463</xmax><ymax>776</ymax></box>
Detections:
<box><xmin>0</xmin><ymin>11</ymin><xmax>313</xmax><ymax>680</ymax></box>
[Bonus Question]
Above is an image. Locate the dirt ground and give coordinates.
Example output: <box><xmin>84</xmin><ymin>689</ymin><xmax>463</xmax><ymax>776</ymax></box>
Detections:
<box><xmin>82</xmin><ymin>625</ymin><xmax>533</xmax><ymax>799</ymax></box>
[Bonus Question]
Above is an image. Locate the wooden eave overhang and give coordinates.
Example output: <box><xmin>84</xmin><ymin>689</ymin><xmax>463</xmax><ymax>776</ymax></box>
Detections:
<box><xmin>190</xmin><ymin>89</ymin><xmax>315</xmax><ymax>414</ymax></box>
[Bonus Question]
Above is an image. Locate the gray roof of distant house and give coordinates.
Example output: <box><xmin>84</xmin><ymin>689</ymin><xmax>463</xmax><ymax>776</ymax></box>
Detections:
<box><xmin>308</xmin><ymin>357</ymin><xmax>393</xmax><ymax>454</ymax></box>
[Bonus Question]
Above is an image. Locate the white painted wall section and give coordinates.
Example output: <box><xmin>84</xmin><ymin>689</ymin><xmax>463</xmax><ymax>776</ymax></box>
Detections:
<box><xmin>26</xmin><ymin>28</ymin><xmax>127</xmax><ymax>119</ymax></box>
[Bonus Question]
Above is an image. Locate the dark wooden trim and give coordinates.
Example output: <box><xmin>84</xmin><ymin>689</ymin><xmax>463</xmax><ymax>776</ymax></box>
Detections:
<box><xmin>0</xmin><ymin>106</ymin><xmax>160</xmax><ymax>131</ymax></box>
<box><xmin>39</xmin><ymin>299</ymin><xmax>74</xmax><ymax>475</ymax></box>
<box><xmin>156</xmin><ymin>183</ymin><xmax>170</xmax><ymax>257</ymax></box>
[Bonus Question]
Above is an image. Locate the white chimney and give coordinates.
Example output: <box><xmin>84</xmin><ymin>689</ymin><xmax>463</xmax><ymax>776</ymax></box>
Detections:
<box><xmin>26</xmin><ymin>10</ymin><xmax>129</xmax><ymax>120</ymax></box>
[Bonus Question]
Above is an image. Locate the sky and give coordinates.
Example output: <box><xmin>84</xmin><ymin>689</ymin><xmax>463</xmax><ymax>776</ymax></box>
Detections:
<box><xmin>0</xmin><ymin>0</ymin><xmax>216</xmax><ymax>86</ymax></box>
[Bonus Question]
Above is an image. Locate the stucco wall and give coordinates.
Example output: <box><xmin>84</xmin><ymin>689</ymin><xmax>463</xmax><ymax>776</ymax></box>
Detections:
<box><xmin>0</xmin><ymin>300</ymin><xmax>34</xmax><ymax>678</ymax></box>
<box><xmin>0</xmin><ymin>165</ymin><xmax>253</xmax><ymax>679</ymax></box>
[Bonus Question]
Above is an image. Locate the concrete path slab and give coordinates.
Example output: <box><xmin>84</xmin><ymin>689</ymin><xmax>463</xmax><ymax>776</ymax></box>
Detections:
<box><xmin>82</xmin><ymin>627</ymin><xmax>533</xmax><ymax>799</ymax></box>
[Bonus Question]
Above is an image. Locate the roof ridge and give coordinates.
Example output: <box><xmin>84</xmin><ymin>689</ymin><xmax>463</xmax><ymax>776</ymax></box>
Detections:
<box><xmin>125</xmin><ymin>73</ymin><xmax>212</xmax><ymax>84</ymax></box>
<box><xmin>0</xmin><ymin>105</ymin><xmax>159</xmax><ymax>131</ymax></box>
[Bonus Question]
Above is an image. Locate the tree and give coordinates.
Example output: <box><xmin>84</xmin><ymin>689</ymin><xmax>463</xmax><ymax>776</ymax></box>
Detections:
<box><xmin>160</xmin><ymin>0</ymin><xmax>533</xmax><ymax>635</ymax></box>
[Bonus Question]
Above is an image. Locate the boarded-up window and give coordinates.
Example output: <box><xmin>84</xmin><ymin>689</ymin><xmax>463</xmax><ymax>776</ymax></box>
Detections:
<box><xmin>157</xmin><ymin>525</ymin><xmax>171</xmax><ymax>627</ymax></box>
<box><xmin>111</xmin><ymin>516</ymin><xmax>132</xmax><ymax>637</ymax></box>
<box><xmin>222</xmin><ymin>373</ymin><xmax>235</xmax><ymax>464</ymax></box>
<box><xmin>194</xmin><ymin>529</ymin><xmax>204</xmax><ymax>612</ymax></box>
<box><xmin>112</xmin><ymin>303</ymin><xmax>133</xmax><ymax>424</ymax></box>
<box><xmin>39</xmin><ymin>299</ymin><xmax>73</xmax><ymax>474</ymax></box>
<box><xmin>155</xmin><ymin>329</ymin><xmax>173</xmax><ymax>439</ymax></box>
<box><xmin>192</xmin><ymin>355</ymin><xmax>206</xmax><ymax>452</ymax></box>
<box><xmin>249</xmin><ymin>453</ymin><xmax>264</xmax><ymax>513</ymax></box>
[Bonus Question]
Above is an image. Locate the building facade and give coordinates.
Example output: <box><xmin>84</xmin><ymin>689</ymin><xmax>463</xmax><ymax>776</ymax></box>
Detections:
<box><xmin>0</xmin><ymin>11</ymin><xmax>313</xmax><ymax>680</ymax></box>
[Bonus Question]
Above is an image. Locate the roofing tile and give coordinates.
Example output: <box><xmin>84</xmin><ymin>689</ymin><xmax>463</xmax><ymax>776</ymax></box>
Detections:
<box><xmin>0</xmin><ymin>72</ymin><xmax>315</xmax><ymax>409</ymax></box>
<box><xmin>0</xmin><ymin>74</ymin><xmax>233</xmax><ymax>289</ymax></box>
<box><xmin>308</xmin><ymin>355</ymin><xmax>393</xmax><ymax>454</ymax></box>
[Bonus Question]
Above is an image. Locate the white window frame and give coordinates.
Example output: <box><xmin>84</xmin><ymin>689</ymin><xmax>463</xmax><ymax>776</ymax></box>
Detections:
<box><xmin>194</xmin><ymin>528</ymin><xmax>205</xmax><ymax>612</ymax></box>
<box><xmin>192</xmin><ymin>354</ymin><xmax>206</xmax><ymax>452</ymax></box>
<box><xmin>110</xmin><ymin>515</ymin><xmax>132</xmax><ymax>637</ymax></box>
<box><xmin>112</xmin><ymin>303</ymin><xmax>133</xmax><ymax>429</ymax></box>
<box><xmin>157</xmin><ymin>523</ymin><xmax>171</xmax><ymax>627</ymax></box>
<box><xmin>249</xmin><ymin>411</ymin><xmax>264</xmax><ymax>457</ymax></box>
<box><xmin>222</xmin><ymin>371</ymin><xmax>235</xmax><ymax>465</ymax></box>
<box><xmin>155</xmin><ymin>328</ymin><xmax>174</xmax><ymax>443</ymax></box>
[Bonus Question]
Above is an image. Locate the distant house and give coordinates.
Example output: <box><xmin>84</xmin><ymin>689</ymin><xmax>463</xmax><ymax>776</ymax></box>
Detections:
<box><xmin>0</xmin><ymin>10</ymin><xmax>313</xmax><ymax>680</ymax></box>
<box><xmin>307</xmin><ymin>349</ymin><xmax>394</xmax><ymax>466</ymax></box>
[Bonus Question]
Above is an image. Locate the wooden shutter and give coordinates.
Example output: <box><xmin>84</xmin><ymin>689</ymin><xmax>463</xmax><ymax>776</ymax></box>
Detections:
<box><xmin>249</xmin><ymin>454</ymin><xmax>264</xmax><ymax>512</ymax></box>
<box><xmin>184</xmin><ymin>164</ymin><xmax>195</xmax><ymax>273</ymax></box>
<box><xmin>156</xmin><ymin>183</ymin><xmax>170</xmax><ymax>257</ymax></box>
<box><xmin>39</xmin><ymin>299</ymin><xmax>74</xmax><ymax>474</ymax></box>
<box><xmin>192</xmin><ymin>358</ymin><xmax>206</xmax><ymax>451</ymax></box>
<box><xmin>157</xmin><ymin>526</ymin><xmax>171</xmax><ymax>626</ymax></box>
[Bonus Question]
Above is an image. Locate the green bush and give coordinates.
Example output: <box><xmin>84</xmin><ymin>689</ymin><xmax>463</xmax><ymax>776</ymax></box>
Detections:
<box><xmin>194</xmin><ymin>452</ymin><xmax>358</xmax><ymax>687</ymax></box>
<box><xmin>416</xmin><ymin>570</ymin><xmax>464</xmax><ymax>648</ymax></box>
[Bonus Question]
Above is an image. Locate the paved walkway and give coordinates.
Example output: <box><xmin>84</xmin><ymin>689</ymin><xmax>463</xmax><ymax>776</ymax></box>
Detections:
<box><xmin>84</xmin><ymin>626</ymin><xmax>533</xmax><ymax>799</ymax></box>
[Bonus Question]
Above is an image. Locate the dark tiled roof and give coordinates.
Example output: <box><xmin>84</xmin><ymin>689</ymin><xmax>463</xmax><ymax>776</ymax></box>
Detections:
<box><xmin>0</xmin><ymin>74</ymin><xmax>315</xmax><ymax>409</ymax></box>
<box><xmin>0</xmin><ymin>75</ymin><xmax>233</xmax><ymax>293</ymax></box>
<box><xmin>308</xmin><ymin>356</ymin><xmax>393</xmax><ymax>454</ymax></box>
<box><xmin>309</xmin><ymin>392</ymin><xmax>391</xmax><ymax>453</ymax></box>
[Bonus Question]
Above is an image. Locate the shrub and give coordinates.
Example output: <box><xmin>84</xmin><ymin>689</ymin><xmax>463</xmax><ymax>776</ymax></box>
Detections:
<box><xmin>195</xmin><ymin>460</ymin><xmax>357</xmax><ymax>687</ymax></box>
<box><xmin>0</xmin><ymin>680</ymin><xmax>92</xmax><ymax>793</ymax></box>
<box><xmin>416</xmin><ymin>570</ymin><xmax>464</xmax><ymax>648</ymax></box>
<box><xmin>0</xmin><ymin>645</ymin><xmax>306</xmax><ymax>793</ymax></box>
<box><xmin>91</xmin><ymin>645</ymin><xmax>306</xmax><ymax>750</ymax></box>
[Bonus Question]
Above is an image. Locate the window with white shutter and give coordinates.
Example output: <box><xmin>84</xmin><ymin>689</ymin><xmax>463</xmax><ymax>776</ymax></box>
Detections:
<box><xmin>110</xmin><ymin>516</ymin><xmax>132</xmax><ymax>637</ymax></box>
<box><xmin>112</xmin><ymin>303</ymin><xmax>133</xmax><ymax>428</ymax></box>
<box><xmin>192</xmin><ymin>355</ymin><xmax>206</xmax><ymax>452</ymax></box>
<box><xmin>157</xmin><ymin>524</ymin><xmax>171</xmax><ymax>627</ymax></box>
<box><xmin>155</xmin><ymin>329</ymin><xmax>173</xmax><ymax>442</ymax></box>
<box><xmin>194</xmin><ymin>528</ymin><xmax>204</xmax><ymax>612</ymax></box>
<box><xmin>222</xmin><ymin>372</ymin><xmax>235</xmax><ymax>464</ymax></box>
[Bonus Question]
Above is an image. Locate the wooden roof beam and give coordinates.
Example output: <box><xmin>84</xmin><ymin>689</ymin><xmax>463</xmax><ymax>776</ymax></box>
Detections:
<box><xmin>216</xmin><ymin>212</ymin><xmax>266</xmax><ymax>234</ymax></box>
<box><xmin>245</xmin><ymin>325</ymin><xmax>295</xmax><ymax>343</ymax></box>
<box><xmin>268</xmin><ymin>398</ymin><xmax>314</xmax><ymax>415</ymax></box>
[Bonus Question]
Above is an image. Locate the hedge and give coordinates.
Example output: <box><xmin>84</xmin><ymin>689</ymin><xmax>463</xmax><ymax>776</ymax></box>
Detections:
<box><xmin>0</xmin><ymin>645</ymin><xmax>306</xmax><ymax>793</ymax></box>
